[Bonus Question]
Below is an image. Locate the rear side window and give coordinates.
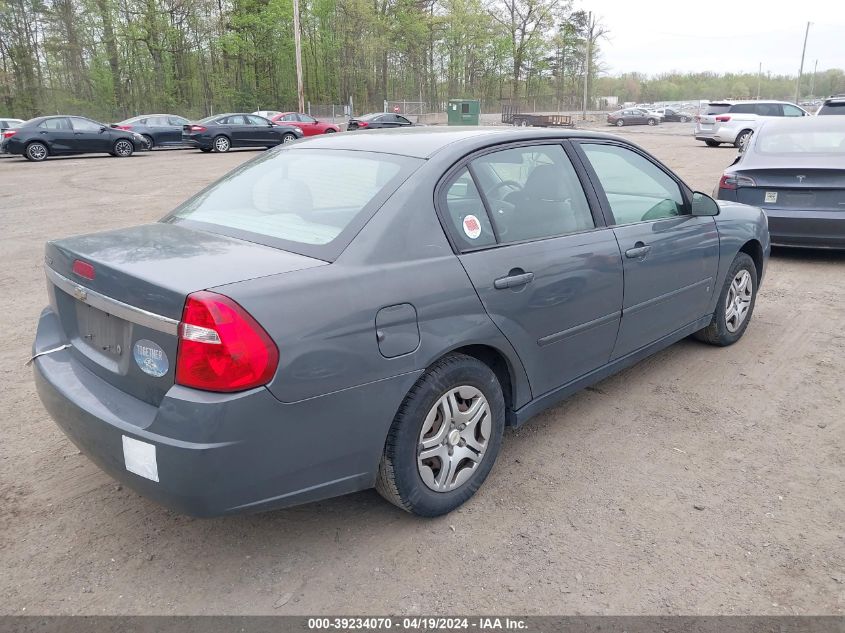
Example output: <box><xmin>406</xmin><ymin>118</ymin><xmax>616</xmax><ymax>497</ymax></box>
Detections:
<box><xmin>166</xmin><ymin>149</ymin><xmax>419</xmax><ymax>259</ymax></box>
<box><xmin>470</xmin><ymin>145</ymin><xmax>594</xmax><ymax>244</ymax></box>
<box><xmin>730</xmin><ymin>104</ymin><xmax>756</xmax><ymax>114</ymax></box>
<box><xmin>39</xmin><ymin>118</ymin><xmax>72</xmax><ymax>130</ymax></box>
<box><xmin>443</xmin><ymin>168</ymin><xmax>496</xmax><ymax>250</ymax></box>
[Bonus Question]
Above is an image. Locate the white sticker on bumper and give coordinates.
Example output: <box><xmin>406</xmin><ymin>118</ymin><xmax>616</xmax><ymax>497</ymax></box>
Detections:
<box><xmin>122</xmin><ymin>435</ymin><xmax>159</xmax><ymax>482</ymax></box>
<box><xmin>765</xmin><ymin>191</ymin><xmax>778</xmax><ymax>203</ymax></box>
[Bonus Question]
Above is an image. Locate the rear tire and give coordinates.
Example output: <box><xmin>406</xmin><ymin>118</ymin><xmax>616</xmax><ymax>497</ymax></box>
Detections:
<box><xmin>200</xmin><ymin>147</ymin><xmax>212</xmax><ymax>153</ymax></box>
<box><xmin>734</xmin><ymin>129</ymin><xmax>753</xmax><ymax>150</ymax></box>
<box><xmin>324</xmin><ymin>128</ymin><xmax>337</xmax><ymax>133</ymax></box>
<box><xmin>24</xmin><ymin>142</ymin><xmax>48</xmax><ymax>162</ymax></box>
<box><xmin>376</xmin><ymin>353</ymin><xmax>505</xmax><ymax>517</ymax></box>
<box><xmin>680</xmin><ymin>116</ymin><xmax>690</xmax><ymax>123</ymax></box>
<box><xmin>705</xmin><ymin>140</ymin><xmax>721</xmax><ymax>147</ymax></box>
<box><xmin>694</xmin><ymin>252</ymin><xmax>757</xmax><ymax>346</ymax></box>
<box><xmin>647</xmin><ymin>117</ymin><xmax>658</xmax><ymax>126</ymax></box>
<box><xmin>142</xmin><ymin>134</ymin><xmax>154</xmax><ymax>149</ymax></box>
<box><xmin>213</xmin><ymin>135</ymin><xmax>230</xmax><ymax>152</ymax></box>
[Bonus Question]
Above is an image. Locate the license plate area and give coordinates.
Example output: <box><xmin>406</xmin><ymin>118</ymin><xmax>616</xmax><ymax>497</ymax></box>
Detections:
<box><xmin>74</xmin><ymin>302</ymin><xmax>131</xmax><ymax>372</ymax></box>
<box><xmin>784</xmin><ymin>192</ymin><xmax>816</xmax><ymax>207</ymax></box>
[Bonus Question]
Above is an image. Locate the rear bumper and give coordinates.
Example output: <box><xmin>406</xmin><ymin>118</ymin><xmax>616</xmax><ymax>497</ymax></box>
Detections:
<box><xmin>695</xmin><ymin>128</ymin><xmax>736</xmax><ymax>143</ymax></box>
<box><xmin>33</xmin><ymin>307</ymin><xmax>420</xmax><ymax>516</ymax></box>
<box><xmin>764</xmin><ymin>208</ymin><xmax>845</xmax><ymax>249</ymax></box>
<box><xmin>181</xmin><ymin>136</ymin><xmax>209</xmax><ymax>149</ymax></box>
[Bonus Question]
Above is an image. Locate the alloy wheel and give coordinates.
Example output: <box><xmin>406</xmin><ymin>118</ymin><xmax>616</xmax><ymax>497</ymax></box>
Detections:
<box><xmin>27</xmin><ymin>143</ymin><xmax>47</xmax><ymax>160</ymax></box>
<box><xmin>417</xmin><ymin>386</ymin><xmax>491</xmax><ymax>493</ymax></box>
<box><xmin>115</xmin><ymin>140</ymin><xmax>133</xmax><ymax>156</ymax></box>
<box><xmin>282</xmin><ymin>133</ymin><xmax>296</xmax><ymax>144</ymax></box>
<box><xmin>725</xmin><ymin>270</ymin><xmax>753</xmax><ymax>333</ymax></box>
<box><xmin>214</xmin><ymin>136</ymin><xmax>230</xmax><ymax>152</ymax></box>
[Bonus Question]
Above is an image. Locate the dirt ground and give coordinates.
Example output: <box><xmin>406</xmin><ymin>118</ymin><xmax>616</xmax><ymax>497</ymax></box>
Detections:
<box><xmin>0</xmin><ymin>124</ymin><xmax>843</xmax><ymax>616</ymax></box>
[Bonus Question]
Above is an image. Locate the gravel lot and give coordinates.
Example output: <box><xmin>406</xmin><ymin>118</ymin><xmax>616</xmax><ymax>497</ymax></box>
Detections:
<box><xmin>1</xmin><ymin>124</ymin><xmax>843</xmax><ymax>615</ymax></box>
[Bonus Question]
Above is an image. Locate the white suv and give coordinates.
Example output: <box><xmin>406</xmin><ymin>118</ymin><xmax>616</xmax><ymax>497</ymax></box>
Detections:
<box><xmin>694</xmin><ymin>100</ymin><xmax>809</xmax><ymax>148</ymax></box>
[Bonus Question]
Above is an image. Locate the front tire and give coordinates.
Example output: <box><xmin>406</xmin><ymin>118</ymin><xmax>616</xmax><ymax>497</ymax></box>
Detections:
<box><xmin>142</xmin><ymin>134</ymin><xmax>154</xmax><ymax>149</ymax></box>
<box><xmin>734</xmin><ymin>129</ymin><xmax>753</xmax><ymax>150</ymax></box>
<box><xmin>376</xmin><ymin>353</ymin><xmax>505</xmax><ymax>516</ymax></box>
<box><xmin>213</xmin><ymin>135</ymin><xmax>230</xmax><ymax>152</ymax></box>
<box><xmin>281</xmin><ymin>132</ymin><xmax>297</xmax><ymax>144</ymax></box>
<box><xmin>113</xmin><ymin>139</ymin><xmax>134</xmax><ymax>157</ymax></box>
<box><xmin>324</xmin><ymin>128</ymin><xmax>337</xmax><ymax>133</ymax></box>
<box><xmin>616</xmin><ymin>119</ymin><xmax>625</xmax><ymax>127</ymax></box>
<box><xmin>694</xmin><ymin>252</ymin><xmax>757</xmax><ymax>346</ymax></box>
<box><xmin>648</xmin><ymin>117</ymin><xmax>658</xmax><ymax>126</ymax></box>
<box><xmin>25</xmin><ymin>142</ymin><xmax>48</xmax><ymax>162</ymax></box>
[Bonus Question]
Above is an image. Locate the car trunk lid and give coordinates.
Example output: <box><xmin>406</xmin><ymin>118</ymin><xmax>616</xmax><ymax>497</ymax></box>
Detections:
<box><xmin>733</xmin><ymin>168</ymin><xmax>845</xmax><ymax>211</ymax></box>
<box><xmin>44</xmin><ymin>223</ymin><xmax>326</xmax><ymax>406</ymax></box>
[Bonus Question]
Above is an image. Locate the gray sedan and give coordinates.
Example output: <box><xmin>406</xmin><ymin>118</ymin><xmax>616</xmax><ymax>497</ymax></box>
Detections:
<box><xmin>32</xmin><ymin>128</ymin><xmax>770</xmax><ymax>517</ymax></box>
<box><xmin>715</xmin><ymin>116</ymin><xmax>845</xmax><ymax>249</ymax></box>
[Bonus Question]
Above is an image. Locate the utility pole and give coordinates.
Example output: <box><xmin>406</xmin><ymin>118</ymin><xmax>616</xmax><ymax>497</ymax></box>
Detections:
<box><xmin>795</xmin><ymin>21</ymin><xmax>811</xmax><ymax>104</ymax></box>
<box><xmin>582</xmin><ymin>11</ymin><xmax>592</xmax><ymax>120</ymax></box>
<box><xmin>809</xmin><ymin>59</ymin><xmax>818</xmax><ymax>98</ymax></box>
<box><xmin>756</xmin><ymin>62</ymin><xmax>762</xmax><ymax>99</ymax></box>
<box><xmin>293</xmin><ymin>0</ymin><xmax>305</xmax><ymax>113</ymax></box>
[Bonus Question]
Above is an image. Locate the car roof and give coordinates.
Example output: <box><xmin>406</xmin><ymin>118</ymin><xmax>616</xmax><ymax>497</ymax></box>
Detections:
<box><xmin>287</xmin><ymin>126</ymin><xmax>623</xmax><ymax>159</ymax></box>
<box><xmin>757</xmin><ymin>115</ymin><xmax>845</xmax><ymax>134</ymax></box>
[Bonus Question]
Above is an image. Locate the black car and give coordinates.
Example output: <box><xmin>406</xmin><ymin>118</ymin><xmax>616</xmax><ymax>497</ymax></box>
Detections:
<box><xmin>661</xmin><ymin>108</ymin><xmax>693</xmax><ymax>123</ymax></box>
<box><xmin>1</xmin><ymin>115</ymin><xmax>147</xmax><ymax>162</ymax></box>
<box><xmin>181</xmin><ymin>113</ymin><xmax>303</xmax><ymax>152</ymax></box>
<box><xmin>112</xmin><ymin>113</ymin><xmax>191</xmax><ymax>148</ymax></box>
<box><xmin>347</xmin><ymin>112</ymin><xmax>415</xmax><ymax>130</ymax></box>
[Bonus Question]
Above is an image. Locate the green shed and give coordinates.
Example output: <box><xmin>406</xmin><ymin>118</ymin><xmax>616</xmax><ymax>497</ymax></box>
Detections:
<box><xmin>447</xmin><ymin>99</ymin><xmax>481</xmax><ymax>126</ymax></box>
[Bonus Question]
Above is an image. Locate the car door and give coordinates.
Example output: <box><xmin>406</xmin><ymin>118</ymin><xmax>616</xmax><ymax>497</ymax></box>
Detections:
<box><xmin>167</xmin><ymin>116</ymin><xmax>189</xmax><ymax>143</ymax></box>
<box><xmin>443</xmin><ymin>142</ymin><xmax>624</xmax><ymax>397</ymax></box>
<box><xmin>70</xmin><ymin>117</ymin><xmax>111</xmax><ymax>153</ymax></box>
<box><xmin>245</xmin><ymin>115</ymin><xmax>277</xmax><ymax>144</ymax></box>
<box><xmin>574</xmin><ymin>141</ymin><xmax>719</xmax><ymax>359</ymax></box>
<box><xmin>37</xmin><ymin>118</ymin><xmax>75</xmax><ymax>153</ymax></box>
<box><xmin>395</xmin><ymin>115</ymin><xmax>413</xmax><ymax>127</ymax></box>
<box><xmin>296</xmin><ymin>113</ymin><xmax>319</xmax><ymax>135</ymax></box>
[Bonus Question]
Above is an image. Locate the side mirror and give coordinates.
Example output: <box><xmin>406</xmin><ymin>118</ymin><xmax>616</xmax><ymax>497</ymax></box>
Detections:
<box><xmin>691</xmin><ymin>192</ymin><xmax>720</xmax><ymax>217</ymax></box>
<box><xmin>100</xmin><ymin>126</ymin><xmax>107</xmax><ymax>133</ymax></box>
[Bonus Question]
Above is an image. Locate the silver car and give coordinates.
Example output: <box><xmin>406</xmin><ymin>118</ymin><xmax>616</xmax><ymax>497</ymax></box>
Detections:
<box><xmin>695</xmin><ymin>100</ymin><xmax>810</xmax><ymax>148</ymax></box>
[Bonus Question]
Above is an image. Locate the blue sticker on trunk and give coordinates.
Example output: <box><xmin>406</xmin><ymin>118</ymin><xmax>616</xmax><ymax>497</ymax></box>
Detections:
<box><xmin>133</xmin><ymin>339</ymin><xmax>169</xmax><ymax>377</ymax></box>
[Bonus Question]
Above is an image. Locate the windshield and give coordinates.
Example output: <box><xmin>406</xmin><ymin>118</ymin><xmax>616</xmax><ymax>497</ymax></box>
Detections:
<box><xmin>818</xmin><ymin>102</ymin><xmax>845</xmax><ymax>115</ymax></box>
<box><xmin>165</xmin><ymin>148</ymin><xmax>420</xmax><ymax>259</ymax></box>
<box><xmin>756</xmin><ymin>129</ymin><xmax>845</xmax><ymax>154</ymax></box>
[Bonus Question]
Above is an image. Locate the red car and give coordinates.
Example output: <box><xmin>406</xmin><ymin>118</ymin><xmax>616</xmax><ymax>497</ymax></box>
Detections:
<box><xmin>270</xmin><ymin>112</ymin><xmax>340</xmax><ymax>136</ymax></box>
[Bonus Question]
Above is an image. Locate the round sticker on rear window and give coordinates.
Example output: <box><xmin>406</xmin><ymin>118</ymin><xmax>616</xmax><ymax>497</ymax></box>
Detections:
<box><xmin>463</xmin><ymin>214</ymin><xmax>482</xmax><ymax>239</ymax></box>
<box><xmin>133</xmin><ymin>339</ymin><xmax>169</xmax><ymax>377</ymax></box>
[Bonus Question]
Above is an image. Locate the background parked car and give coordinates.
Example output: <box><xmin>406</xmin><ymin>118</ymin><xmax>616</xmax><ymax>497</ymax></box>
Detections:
<box><xmin>270</xmin><ymin>112</ymin><xmax>340</xmax><ymax>135</ymax></box>
<box><xmin>653</xmin><ymin>108</ymin><xmax>693</xmax><ymax>123</ymax></box>
<box><xmin>2</xmin><ymin>115</ymin><xmax>146</xmax><ymax>161</ymax></box>
<box><xmin>347</xmin><ymin>112</ymin><xmax>414</xmax><ymax>130</ymax></box>
<box><xmin>715</xmin><ymin>116</ymin><xmax>845</xmax><ymax>249</ymax></box>
<box><xmin>0</xmin><ymin>117</ymin><xmax>24</xmax><ymax>154</ymax></box>
<box><xmin>181</xmin><ymin>113</ymin><xmax>303</xmax><ymax>152</ymax></box>
<box><xmin>111</xmin><ymin>114</ymin><xmax>190</xmax><ymax>149</ymax></box>
<box><xmin>816</xmin><ymin>95</ymin><xmax>845</xmax><ymax>116</ymax></box>
<box><xmin>694</xmin><ymin>100</ymin><xmax>809</xmax><ymax>148</ymax></box>
<box><xmin>606</xmin><ymin>109</ymin><xmax>659</xmax><ymax>126</ymax></box>
<box><xmin>253</xmin><ymin>110</ymin><xmax>282</xmax><ymax>119</ymax></box>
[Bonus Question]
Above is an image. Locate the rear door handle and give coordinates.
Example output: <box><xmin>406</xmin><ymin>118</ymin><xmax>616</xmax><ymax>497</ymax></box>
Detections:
<box><xmin>494</xmin><ymin>271</ymin><xmax>534</xmax><ymax>289</ymax></box>
<box><xmin>625</xmin><ymin>242</ymin><xmax>652</xmax><ymax>259</ymax></box>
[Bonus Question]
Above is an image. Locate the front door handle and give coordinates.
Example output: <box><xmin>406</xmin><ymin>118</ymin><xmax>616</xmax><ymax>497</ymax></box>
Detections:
<box><xmin>494</xmin><ymin>270</ymin><xmax>534</xmax><ymax>289</ymax></box>
<box><xmin>625</xmin><ymin>242</ymin><xmax>652</xmax><ymax>259</ymax></box>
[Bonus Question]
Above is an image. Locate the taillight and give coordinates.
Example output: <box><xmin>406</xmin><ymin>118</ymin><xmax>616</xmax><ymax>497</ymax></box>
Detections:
<box><xmin>2</xmin><ymin>130</ymin><xmax>16</xmax><ymax>139</ymax></box>
<box><xmin>715</xmin><ymin>115</ymin><xmax>731</xmax><ymax>122</ymax></box>
<box><xmin>72</xmin><ymin>259</ymin><xmax>95</xmax><ymax>280</ymax></box>
<box><xmin>189</xmin><ymin>125</ymin><xmax>207</xmax><ymax>132</ymax></box>
<box><xmin>113</xmin><ymin>125</ymin><xmax>132</xmax><ymax>130</ymax></box>
<box><xmin>718</xmin><ymin>173</ymin><xmax>756</xmax><ymax>190</ymax></box>
<box><xmin>358</xmin><ymin>121</ymin><xmax>369</xmax><ymax>128</ymax></box>
<box><xmin>176</xmin><ymin>291</ymin><xmax>278</xmax><ymax>392</ymax></box>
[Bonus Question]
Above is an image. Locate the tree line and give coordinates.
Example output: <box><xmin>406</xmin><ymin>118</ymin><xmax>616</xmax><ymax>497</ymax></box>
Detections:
<box><xmin>1</xmin><ymin>0</ymin><xmax>843</xmax><ymax>122</ymax></box>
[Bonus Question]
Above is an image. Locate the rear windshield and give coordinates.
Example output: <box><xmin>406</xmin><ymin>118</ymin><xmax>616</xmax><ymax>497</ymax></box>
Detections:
<box><xmin>706</xmin><ymin>104</ymin><xmax>731</xmax><ymax>115</ymax></box>
<box><xmin>756</xmin><ymin>129</ymin><xmax>845</xmax><ymax>154</ymax></box>
<box><xmin>164</xmin><ymin>148</ymin><xmax>420</xmax><ymax>260</ymax></box>
<box><xmin>817</xmin><ymin>102</ymin><xmax>845</xmax><ymax>115</ymax></box>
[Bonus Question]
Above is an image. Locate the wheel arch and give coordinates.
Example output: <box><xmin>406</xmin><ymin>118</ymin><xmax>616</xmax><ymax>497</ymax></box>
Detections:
<box><xmin>738</xmin><ymin>238</ymin><xmax>764</xmax><ymax>284</ymax></box>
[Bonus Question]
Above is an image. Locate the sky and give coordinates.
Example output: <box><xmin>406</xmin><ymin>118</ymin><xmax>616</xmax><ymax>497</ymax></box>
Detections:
<box><xmin>590</xmin><ymin>0</ymin><xmax>845</xmax><ymax>76</ymax></box>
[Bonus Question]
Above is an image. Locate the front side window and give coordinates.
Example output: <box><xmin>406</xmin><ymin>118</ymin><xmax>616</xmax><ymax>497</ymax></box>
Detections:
<box><xmin>166</xmin><ymin>149</ymin><xmax>416</xmax><ymax>256</ymax></box>
<box><xmin>70</xmin><ymin>118</ymin><xmax>103</xmax><ymax>132</ymax></box>
<box><xmin>470</xmin><ymin>144</ymin><xmax>594</xmax><ymax>243</ymax></box>
<box><xmin>246</xmin><ymin>115</ymin><xmax>267</xmax><ymax>125</ymax></box>
<box><xmin>300</xmin><ymin>114</ymin><xmax>317</xmax><ymax>123</ymax></box>
<box><xmin>782</xmin><ymin>104</ymin><xmax>805</xmax><ymax>117</ymax></box>
<box><xmin>581</xmin><ymin>143</ymin><xmax>686</xmax><ymax>225</ymax></box>
<box><xmin>169</xmin><ymin>116</ymin><xmax>189</xmax><ymax>126</ymax></box>
<box><xmin>755</xmin><ymin>103</ymin><xmax>781</xmax><ymax>116</ymax></box>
